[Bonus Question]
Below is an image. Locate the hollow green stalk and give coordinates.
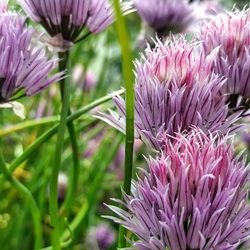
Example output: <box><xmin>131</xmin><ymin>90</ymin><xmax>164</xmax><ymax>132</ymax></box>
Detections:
<box><xmin>0</xmin><ymin>154</ymin><xmax>43</xmax><ymax>249</ymax></box>
<box><xmin>49</xmin><ymin>51</ymin><xmax>71</xmax><ymax>250</ymax></box>
<box><xmin>113</xmin><ymin>0</ymin><xmax>135</xmax><ymax>248</ymax></box>
<box><xmin>58</xmin><ymin>52</ymin><xmax>80</xmax><ymax>214</ymax></box>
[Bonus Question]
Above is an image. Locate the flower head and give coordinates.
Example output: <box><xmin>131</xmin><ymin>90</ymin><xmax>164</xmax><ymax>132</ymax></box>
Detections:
<box><xmin>87</xmin><ymin>223</ymin><xmax>116</xmax><ymax>250</ymax></box>
<box><xmin>0</xmin><ymin>11</ymin><xmax>62</xmax><ymax>103</ymax></box>
<box><xmin>95</xmin><ymin>224</ymin><xmax>116</xmax><ymax>249</ymax></box>
<box><xmin>99</xmin><ymin>37</ymin><xmax>237</xmax><ymax>150</ymax></box>
<box><xmin>106</xmin><ymin>129</ymin><xmax>250</xmax><ymax>249</ymax></box>
<box><xmin>199</xmin><ymin>7</ymin><xmax>250</xmax><ymax>98</ymax></box>
<box><xmin>133</xmin><ymin>0</ymin><xmax>194</xmax><ymax>34</ymax></box>
<box><xmin>18</xmin><ymin>0</ymin><xmax>132</xmax><ymax>50</ymax></box>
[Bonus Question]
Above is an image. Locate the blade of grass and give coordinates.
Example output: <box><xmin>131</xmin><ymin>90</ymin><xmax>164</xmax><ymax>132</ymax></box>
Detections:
<box><xmin>113</xmin><ymin>0</ymin><xmax>135</xmax><ymax>248</ymax></box>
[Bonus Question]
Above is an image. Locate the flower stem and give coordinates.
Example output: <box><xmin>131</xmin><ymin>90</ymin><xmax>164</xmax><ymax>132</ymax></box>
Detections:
<box><xmin>49</xmin><ymin>50</ymin><xmax>71</xmax><ymax>250</ymax></box>
<box><xmin>0</xmin><ymin>154</ymin><xmax>43</xmax><ymax>249</ymax></box>
<box><xmin>0</xmin><ymin>89</ymin><xmax>124</xmax><ymax>183</ymax></box>
<box><xmin>113</xmin><ymin>0</ymin><xmax>135</xmax><ymax>248</ymax></box>
<box><xmin>58</xmin><ymin>52</ymin><xmax>80</xmax><ymax>214</ymax></box>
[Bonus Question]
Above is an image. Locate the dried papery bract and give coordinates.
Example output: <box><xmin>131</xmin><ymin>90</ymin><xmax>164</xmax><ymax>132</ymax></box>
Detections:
<box><xmin>99</xmin><ymin>37</ymin><xmax>237</xmax><ymax>150</ymax></box>
<box><xmin>18</xmin><ymin>0</ymin><xmax>133</xmax><ymax>51</ymax></box>
<box><xmin>106</xmin><ymin>129</ymin><xmax>250</xmax><ymax>250</ymax></box>
<box><xmin>199</xmin><ymin>7</ymin><xmax>250</xmax><ymax>100</ymax></box>
<box><xmin>0</xmin><ymin>12</ymin><xmax>62</xmax><ymax>103</ymax></box>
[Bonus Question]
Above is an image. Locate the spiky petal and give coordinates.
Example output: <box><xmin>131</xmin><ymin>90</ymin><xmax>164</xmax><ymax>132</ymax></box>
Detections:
<box><xmin>199</xmin><ymin>7</ymin><xmax>250</xmax><ymax>98</ymax></box>
<box><xmin>106</xmin><ymin>129</ymin><xmax>250</xmax><ymax>250</ymax></box>
<box><xmin>17</xmin><ymin>0</ymin><xmax>132</xmax><ymax>50</ymax></box>
<box><xmin>0</xmin><ymin>11</ymin><xmax>62</xmax><ymax>103</ymax></box>
<box><xmin>99</xmin><ymin>37</ymin><xmax>237</xmax><ymax>150</ymax></box>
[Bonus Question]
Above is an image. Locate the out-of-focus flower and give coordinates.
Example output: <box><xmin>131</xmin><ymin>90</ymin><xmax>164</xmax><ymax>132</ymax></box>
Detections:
<box><xmin>95</xmin><ymin>224</ymin><xmax>116</xmax><ymax>249</ymax></box>
<box><xmin>18</xmin><ymin>0</ymin><xmax>133</xmax><ymax>51</ymax></box>
<box><xmin>0</xmin><ymin>10</ymin><xmax>62</xmax><ymax>104</ymax></box>
<box><xmin>72</xmin><ymin>64</ymin><xmax>97</xmax><ymax>92</ymax></box>
<box><xmin>82</xmin><ymin>70</ymin><xmax>97</xmax><ymax>92</ymax></box>
<box><xmin>87</xmin><ymin>223</ymin><xmax>116</xmax><ymax>250</ymax></box>
<box><xmin>0</xmin><ymin>0</ymin><xmax>8</xmax><ymax>12</ymax></box>
<box><xmin>133</xmin><ymin>0</ymin><xmax>194</xmax><ymax>36</ymax></box>
<box><xmin>58</xmin><ymin>173</ymin><xmax>68</xmax><ymax>203</ymax></box>
<box><xmin>199</xmin><ymin>8</ymin><xmax>250</xmax><ymax>99</ymax></box>
<box><xmin>99</xmin><ymin>37</ymin><xmax>238</xmax><ymax>150</ymax></box>
<box><xmin>106</xmin><ymin>129</ymin><xmax>250</xmax><ymax>250</ymax></box>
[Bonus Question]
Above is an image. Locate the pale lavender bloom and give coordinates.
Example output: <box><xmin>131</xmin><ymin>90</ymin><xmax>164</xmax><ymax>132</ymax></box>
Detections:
<box><xmin>95</xmin><ymin>224</ymin><xmax>116</xmax><ymax>249</ymax></box>
<box><xmin>0</xmin><ymin>0</ymin><xmax>8</xmax><ymax>12</ymax></box>
<box><xmin>0</xmin><ymin>12</ymin><xmax>62</xmax><ymax>103</ymax></box>
<box><xmin>133</xmin><ymin>0</ymin><xmax>194</xmax><ymax>34</ymax></box>
<box><xmin>106</xmin><ymin>129</ymin><xmax>250</xmax><ymax>250</ymax></box>
<box><xmin>82</xmin><ymin>70</ymin><xmax>97</xmax><ymax>92</ymax></box>
<box><xmin>99</xmin><ymin>37</ymin><xmax>238</xmax><ymax>150</ymax></box>
<box><xmin>17</xmin><ymin>0</ymin><xmax>132</xmax><ymax>50</ymax></box>
<box><xmin>87</xmin><ymin>223</ymin><xmax>116</xmax><ymax>250</ymax></box>
<box><xmin>199</xmin><ymin>8</ymin><xmax>250</xmax><ymax>98</ymax></box>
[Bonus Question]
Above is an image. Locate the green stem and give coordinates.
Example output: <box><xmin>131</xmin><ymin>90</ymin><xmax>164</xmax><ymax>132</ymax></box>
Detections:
<box><xmin>49</xmin><ymin>51</ymin><xmax>71</xmax><ymax>250</ymax></box>
<box><xmin>58</xmin><ymin>51</ymin><xmax>80</xmax><ymax>214</ymax></box>
<box><xmin>62</xmin><ymin>116</ymin><xmax>79</xmax><ymax>211</ymax></box>
<box><xmin>0</xmin><ymin>116</ymin><xmax>59</xmax><ymax>137</ymax></box>
<box><xmin>41</xmin><ymin>135</ymin><xmax>123</xmax><ymax>250</ymax></box>
<box><xmin>113</xmin><ymin>0</ymin><xmax>135</xmax><ymax>248</ymax></box>
<box><xmin>0</xmin><ymin>89</ymin><xmax>124</xmax><ymax>182</ymax></box>
<box><xmin>0</xmin><ymin>154</ymin><xmax>43</xmax><ymax>249</ymax></box>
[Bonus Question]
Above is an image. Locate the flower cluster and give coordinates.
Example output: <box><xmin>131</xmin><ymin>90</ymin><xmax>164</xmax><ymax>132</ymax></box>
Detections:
<box><xmin>133</xmin><ymin>0</ymin><xmax>194</xmax><ymax>34</ymax></box>
<box><xmin>107</xmin><ymin>130</ymin><xmax>250</xmax><ymax>249</ymax></box>
<box><xmin>18</xmin><ymin>0</ymin><xmax>132</xmax><ymax>50</ymax></box>
<box><xmin>199</xmin><ymin>8</ymin><xmax>250</xmax><ymax>99</ymax></box>
<box><xmin>99</xmin><ymin>37</ymin><xmax>238</xmax><ymax>150</ymax></box>
<box><xmin>0</xmin><ymin>8</ymin><xmax>62</xmax><ymax>103</ymax></box>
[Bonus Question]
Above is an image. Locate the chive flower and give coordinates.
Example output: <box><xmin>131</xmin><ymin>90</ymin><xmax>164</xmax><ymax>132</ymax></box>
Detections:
<box><xmin>106</xmin><ymin>129</ymin><xmax>250</xmax><ymax>249</ymax></box>
<box><xmin>199</xmin><ymin>8</ymin><xmax>250</xmax><ymax>99</ymax></box>
<box><xmin>133</xmin><ymin>0</ymin><xmax>194</xmax><ymax>35</ymax></box>
<box><xmin>99</xmin><ymin>37</ymin><xmax>237</xmax><ymax>150</ymax></box>
<box><xmin>0</xmin><ymin>10</ymin><xmax>62</xmax><ymax>103</ymax></box>
<box><xmin>17</xmin><ymin>0</ymin><xmax>132</xmax><ymax>51</ymax></box>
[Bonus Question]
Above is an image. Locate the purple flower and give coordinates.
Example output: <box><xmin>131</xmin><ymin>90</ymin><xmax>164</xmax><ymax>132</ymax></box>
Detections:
<box><xmin>106</xmin><ymin>129</ymin><xmax>250</xmax><ymax>249</ymax></box>
<box><xmin>0</xmin><ymin>11</ymin><xmax>62</xmax><ymax>103</ymax></box>
<box><xmin>17</xmin><ymin>0</ymin><xmax>132</xmax><ymax>51</ymax></box>
<box><xmin>99</xmin><ymin>37</ymin><xmax>238</xmax><ymax>150</ymax></box>
<box><xmin>133</xmin><ymin>0</ymin><xmax>194</xmax><ymax>34</ymax></box>
<box><xmin>87</xmin><ymin>223</ymin><xmax>116</xmax><ymax>250</ymax></box>
<box><xmin>95</xmin><ymin>224</ymin><xmax>116</xmax><ymax>249</ymax></box>
<box><xmin>198</xmin><ymin>8</ymin><xmax>250</xmax><ymax>98</ymax></box>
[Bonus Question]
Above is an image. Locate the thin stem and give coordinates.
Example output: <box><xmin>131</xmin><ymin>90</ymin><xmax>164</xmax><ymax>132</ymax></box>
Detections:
<box><xmin>0</xmin><ymin>154</ymin><xmax>43</xmax><ymax>249</ymax></box>
<box><xmin>58</xmin><ymin>52</ymin><xmax>80</xmax><ymax>214</ymax></box>
<box><xmin>0</xmin><ymin>89</ymin><xmax>124</xmax><ymax>182</ymax></box>
<box><xmin>62</xmin><ymin>114</ymin><xmax>79</xmax><ymax>212</ymax></box>
<box><xmin>0</xmin><ymin>116</ymin><xmax>59</xmax><ymax>137</ymax></box>
<box><xmin>113</xmin><ymin>0</ymin><xmax>135</xmax><ymax>248</ymax></box>
<box><xmin>49</xmin><ymin>51</ymin><xmax>71</xmax><ymax>250</ymax></box>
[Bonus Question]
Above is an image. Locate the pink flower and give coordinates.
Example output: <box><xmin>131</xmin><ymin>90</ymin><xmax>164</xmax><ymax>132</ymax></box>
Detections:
<box><xmin>106</xmin><ymin>129</ymin><xmax>250</xmax><ymax>249</ymax></box>
<box><xmin>199</xmin><ymin>8</ymin><xmax>250</xmax><ymax>98</ymax></box>
<box><xmin>99</xmin><ymin>37</ymin><xmax>238</xmax><ymax>150</ymax></box>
